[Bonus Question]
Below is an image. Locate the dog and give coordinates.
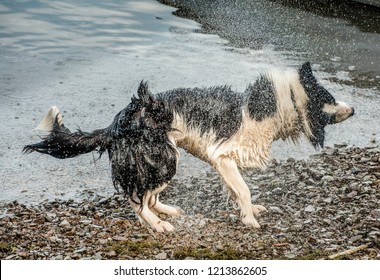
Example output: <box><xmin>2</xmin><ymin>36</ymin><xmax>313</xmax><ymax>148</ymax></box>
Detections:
<box><xmin>24</xmin><ymin>62</ymin><xmax>354</xmax><ymax>232</ymax></box>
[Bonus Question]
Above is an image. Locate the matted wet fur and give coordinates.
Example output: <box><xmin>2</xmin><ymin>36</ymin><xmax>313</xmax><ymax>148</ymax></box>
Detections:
<box><xmin>24</xmin><ymin>62</ymin><xmax>354</xmax><ymax>232</ymax></box>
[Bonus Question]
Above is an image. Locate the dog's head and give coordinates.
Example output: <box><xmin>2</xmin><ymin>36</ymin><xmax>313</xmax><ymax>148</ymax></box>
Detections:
<box><xmin>136</xmin><ymin>81</ymin><xmax>173</xmax><ymax>130</ymax></box>
<box><xmin>299</xmin><ymin>62</ymin><xmax>354</xmax><ymax>148</ymax></box>
<box><xmin>110</xmin><ymin>81</ymin><xmax>173</xmax><ymax>138</ymax></box>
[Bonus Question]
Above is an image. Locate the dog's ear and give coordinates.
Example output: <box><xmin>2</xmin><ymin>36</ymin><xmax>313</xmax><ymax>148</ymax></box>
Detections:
<box><xmin>299</xmin><ymin>62</ymin><xmax>318</xmax><ymax>86</ymax></box>
<box><xmin>300</xmin><ymin>62</ymin><xmax>312</xmax><ymax>76</ymax></box>
<box><xmin>137</xmin><ymin>80</ymin><xmax>154</xmax><ymax>106</ymax></box>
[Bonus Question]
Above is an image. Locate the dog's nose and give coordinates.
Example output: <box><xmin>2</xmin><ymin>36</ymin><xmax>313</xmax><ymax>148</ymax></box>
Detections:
<box><xmin>349</xmin><ymin>107</ymin><xmax>355</xmax><ymax>117</ymax></box>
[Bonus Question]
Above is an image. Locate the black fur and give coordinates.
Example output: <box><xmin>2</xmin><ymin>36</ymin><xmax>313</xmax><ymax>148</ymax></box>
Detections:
<box><xmin>24</xmin><ymin>81</ymin><xmax>178</xmax><ymax>207</ymax></box>
<box><xmin>22</xmin><ymin>121</ymin><xmax>110</xmax><ymax>159</ymax></box>
<box><xmin>299</xmin><ymin>62</ymin><xmax>336</xmax><ymax>148</ymax></box>
<box><xmin>107</xmin><ymin>82</ymin><xmax>177</xmax><ymax>205</ymax></box>
<box><xmin>246</xmin><ymin>75</ymin><xmax>277</xmax><ymax>121</ymax></box>
<box><xmin>157</xmin><ymin>86</ymin><xmax>243</xmax><ymax>141</ymax></box>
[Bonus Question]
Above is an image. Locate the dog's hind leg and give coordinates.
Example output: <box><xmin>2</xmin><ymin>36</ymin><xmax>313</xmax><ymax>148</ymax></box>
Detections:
<box><xmin>215</xmin><ymin>157</ymin><xmax>264</xmax><ymax>229</ymax></box>
<box><xmin>252</xmin><ymin>204</ymin><xmax>267</xmax><ymax>217</ymax></box>
<box><xmin>129</xmin><ymin>191</ymin><xmax>175</xmax><ymax>232</ymax></box>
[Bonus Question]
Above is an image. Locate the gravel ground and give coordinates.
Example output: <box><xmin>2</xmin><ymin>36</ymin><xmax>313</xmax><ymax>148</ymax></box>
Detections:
<box><xmin>1</xmin><ymin>144</ymin><xmax>379</xmax><ymax>260</ymax></box>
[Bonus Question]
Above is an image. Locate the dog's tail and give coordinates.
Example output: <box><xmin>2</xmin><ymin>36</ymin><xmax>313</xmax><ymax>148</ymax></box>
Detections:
<box><xmin>23</xmin><ymin>106</ymin><xmax>111</xmax><ymax>159</ymax></box>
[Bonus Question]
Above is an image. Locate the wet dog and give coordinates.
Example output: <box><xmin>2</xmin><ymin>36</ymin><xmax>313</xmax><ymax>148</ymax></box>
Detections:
<box><xmin>24</xmin><ymin>62</ymin><xmax>354</xmax><ymax>232</ymax></box>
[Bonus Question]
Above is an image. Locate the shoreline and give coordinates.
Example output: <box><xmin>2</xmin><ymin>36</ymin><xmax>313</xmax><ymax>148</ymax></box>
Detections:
<box><xmin>1</xmin><ymin>145</ymin><xmax>379</xmax><ymax>260</ymax></box>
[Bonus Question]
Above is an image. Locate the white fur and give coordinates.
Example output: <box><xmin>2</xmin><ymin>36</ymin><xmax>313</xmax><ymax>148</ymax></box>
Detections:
<box><xmin>130</xmin><ymin>186</ymin><xmax>176</xmax><ymax>232</ymax></box>
<box><xmin>35</xmin><ymin>106</ymin><xmax>62</xmax><ymax>132</ymax></box>
<box><xmin>324</xmin><ymin>101</ymin><xmax>354</xmax><ymax>123</ymax></box>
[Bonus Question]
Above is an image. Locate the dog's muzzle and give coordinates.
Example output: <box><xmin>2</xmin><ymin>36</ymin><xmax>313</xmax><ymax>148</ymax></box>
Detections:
<box><xmin>335</xmin><ymin>101</ymin><xmax>355</xmax><ymax>123</ymax></box>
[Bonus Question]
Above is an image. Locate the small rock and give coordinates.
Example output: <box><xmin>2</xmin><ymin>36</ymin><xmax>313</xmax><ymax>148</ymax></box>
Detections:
<box><xmin>80</xmin><ymin>219</ymin><xmax>93</xmax><ymax>225</ymax></box>
<box><xmin>349</xmin><ymin>235</ymin><xmax>363</xmax><ymax>244</ymax></box>
<box><xmin>300</xmin><ymin>182</ymin><xmax>309</xmax><ymax>189</ymax></box>
<box><xmin>322</xmin><ymin>219</ymin><xmax>331</xmax><ymax>225</ymax></box>
<box><xmin>155</xmin><ymin>252</ymin><xmax>167</xmax><ymax>260</ymax></box>
<box><xmin>322</xmin><ymin>175</ymin><xmax>335</xmax><ymax>182</ymax></box>
<box><xmin>334</xmin><ymin>142</ymin><xmax>347</xmax><ymax>148</ymax></box>
<box><xmin>287</xmin><ymin>157</ymin><xmax>296</xmax><ymax>163</ymax></box>
<box><xmin>59</xmin><ymin>219</ymin><xmax>70</xmax><ymax>227</ymax></box>
<box><xmin>112</xmin><ymin>235</ymin><xmax>127</xmax><ymax>241</ymax></box>
<box><xmin>106</xmin><ymin>251</ymin><xmax>117</xmax><ymax>257</ymax></box>
<box><xmin>370</xmin><ymin>209</ymin><xmax>380</xmax><ymax>218</ymax></box>
<box><xmin>251</xmin><ymin>194</ymin><xmax>261</xmax><ymax>201</ymax></box>
<box><xmin>45</xmin><ymin>213</ymin><xmax>57</xmax><ymax>222</ymax></box>
<box><xmin>272</xmin><ymin>187</ymin><xmax>283</xmax><ymax>195</ymax></box>
<box><xmin>293</xmin><ymin>224</ymin><xmax>303</xmax><ymax>230</ymax></box>
<box><xmin>52</xmin><ymin>254</ymin><xmax>64</xmax><ymax>260</ymax></box>
<box><xmin>49</xmin><ymin>236</ymin><xmax>62</xmax><ymax>243</ymax></box>
<box><xmin>33</xmin><ymin>217</ymin><xmax>45</xmax><ymax>224</ymax></box>
<box><xmin>323</xmin><ymin>147</ymin><xmax>338</xmax><ymax>155</ymax></box>
<box><xmin>368</xmin><ymin>231</ymin><xmax>380</xmax><ymax>239</ymax></box>
<box><xmin>285</xmin><ymin>253</ymin><xmax>296</xmax><ymax>259</ymax></box>
<box><xmin>18</xmin><ymin>252</ymin><xmax>28</xmax><ymax>258</ymax></box>
<box><xmin>99</xmin><ymin>239</ymin><xmax>109</xmax><ymax>245</ymax></box>
<box><xmin>93</xmin><ymin>252</ymin><xmax>103</xmax><ymax>260</ymax></box>
<box><xmin>275</xmin><ymin>166</ymin><xmax>285</xmax><ymax>174</ymax></box>
<box><xmin>304</xmin><ymin>205</ymin><xmax>315</xmax><ymax>213</ymax></box>
<box><xmin>269</xmin><ymin>206</ymin><xmax>283</xmax><ymax>214</ymax></box>
<box><xmin>346</xmin><ymin>191</ymin><xmax>358</xmax><ymax>199</ymax></box>
<box><xmin>198</xmin><ymin>219</ymin><xmax>207</xmax><ymax>228</ymax></box>
<box><xmin>5</xmin><ymin>254</ymin><xmax>16</xmax><ymax>260</ymax></box>
<box><xmin>74</xmin><ymin>247</ymin><xmax>87</xmax><ymax>254</ymax></box>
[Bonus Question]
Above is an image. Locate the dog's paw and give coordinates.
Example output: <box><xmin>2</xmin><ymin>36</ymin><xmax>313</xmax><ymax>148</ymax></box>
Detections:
<box><xmin>151</xmin><ymin>204</ymin><xmax>182</xmax><ymax>217</ymax></box>
<box><xmin>153</xmin><ymin>220</ymin><xmax>175</xmax><ymax>232</ymax></box>
<box><xmin>242</xmin><ymin>215</ymin><xmax>261</xmax><ymax>229</ymax></box>
<box><xmin>164</xmin><ymin>206</ymin><xmax>182</xmax><ymax>217</ymax></box>
<box><xmin>252</xmin><ymin>204</ymin><xmax>268</xmax><ymax>217</ymax></box>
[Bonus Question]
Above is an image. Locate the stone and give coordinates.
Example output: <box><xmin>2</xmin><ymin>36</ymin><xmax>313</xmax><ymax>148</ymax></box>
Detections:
<box><xmin>346</xmin><ymin>191</ymin><xmax>357</xmax><ymax>199</ymax></box>
<box><xmin>322</xmin><ymin>175</ymin><xmax>335</xmax><ymax>182</ymax></box>
<box><xmin>269</xmin><ymin>206</ymin><xmax>283</xmax><ymax>214</ymax></box>
<box><xmin>304</xmin><ymin>205</ymin><xmax>315</xmax><ymax>213</ymax></box>
<box><xmin>45</xmin><ymin>213</ymin><xmax>57</xmax><ymax>222</ymax></box>
<box><xmin>155</xmin><ymin>252</ymin><xmax>168</xmax><ymax>260</ymax></box>
<box><xmin>74</xmin><ymin>247</ymin><xmax>87</xmax><ymax>254</ymax></box>
<box><xmin>59</xmin><ymin>219</ymin><xmax>70</xmax><ymax>227</ymax></box>
<box><xmin>370</xmin><ymin>209</ymin><xmax>380</xmax><ymax>218</ymax></box>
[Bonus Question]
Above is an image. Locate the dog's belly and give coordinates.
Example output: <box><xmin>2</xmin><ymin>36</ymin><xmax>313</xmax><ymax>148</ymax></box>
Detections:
<box><xmin>173</xmin><ymin>128</ymin><xmax>272</xmax><ymax>170</ymax></box>
<box><xmin>175</xmin><ymin>132</ymin><xmax>216</xmax><ymax>164</ymax></box>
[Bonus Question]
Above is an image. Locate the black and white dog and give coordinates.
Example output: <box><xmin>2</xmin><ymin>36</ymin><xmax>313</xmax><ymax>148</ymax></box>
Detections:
<box><xmin>24</xmin><ymin>62</ymin><xmax>354</xmax><ymax>232</ymax></box>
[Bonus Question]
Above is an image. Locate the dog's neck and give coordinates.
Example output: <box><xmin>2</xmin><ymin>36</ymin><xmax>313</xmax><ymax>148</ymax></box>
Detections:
<box><xmin>264</xmin><ymin>69</ymin><xmax>313</xmax><ymax>143</ymax></box>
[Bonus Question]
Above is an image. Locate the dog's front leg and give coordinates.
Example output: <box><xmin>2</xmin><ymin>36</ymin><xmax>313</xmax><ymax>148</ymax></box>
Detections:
<box><xmin>129</xmin><ymin>191</ymin><xmax>175</xmax><ymax>232</ymax></box>
<box><xmin>215</xmin><ymin>157</ymin><xmax>263</xmax><ymax>229</ymax></box>
<box><xmin>148</xmin><ymin>191</ymin><xmax>181</xmax><ymax>217</ymax></box>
